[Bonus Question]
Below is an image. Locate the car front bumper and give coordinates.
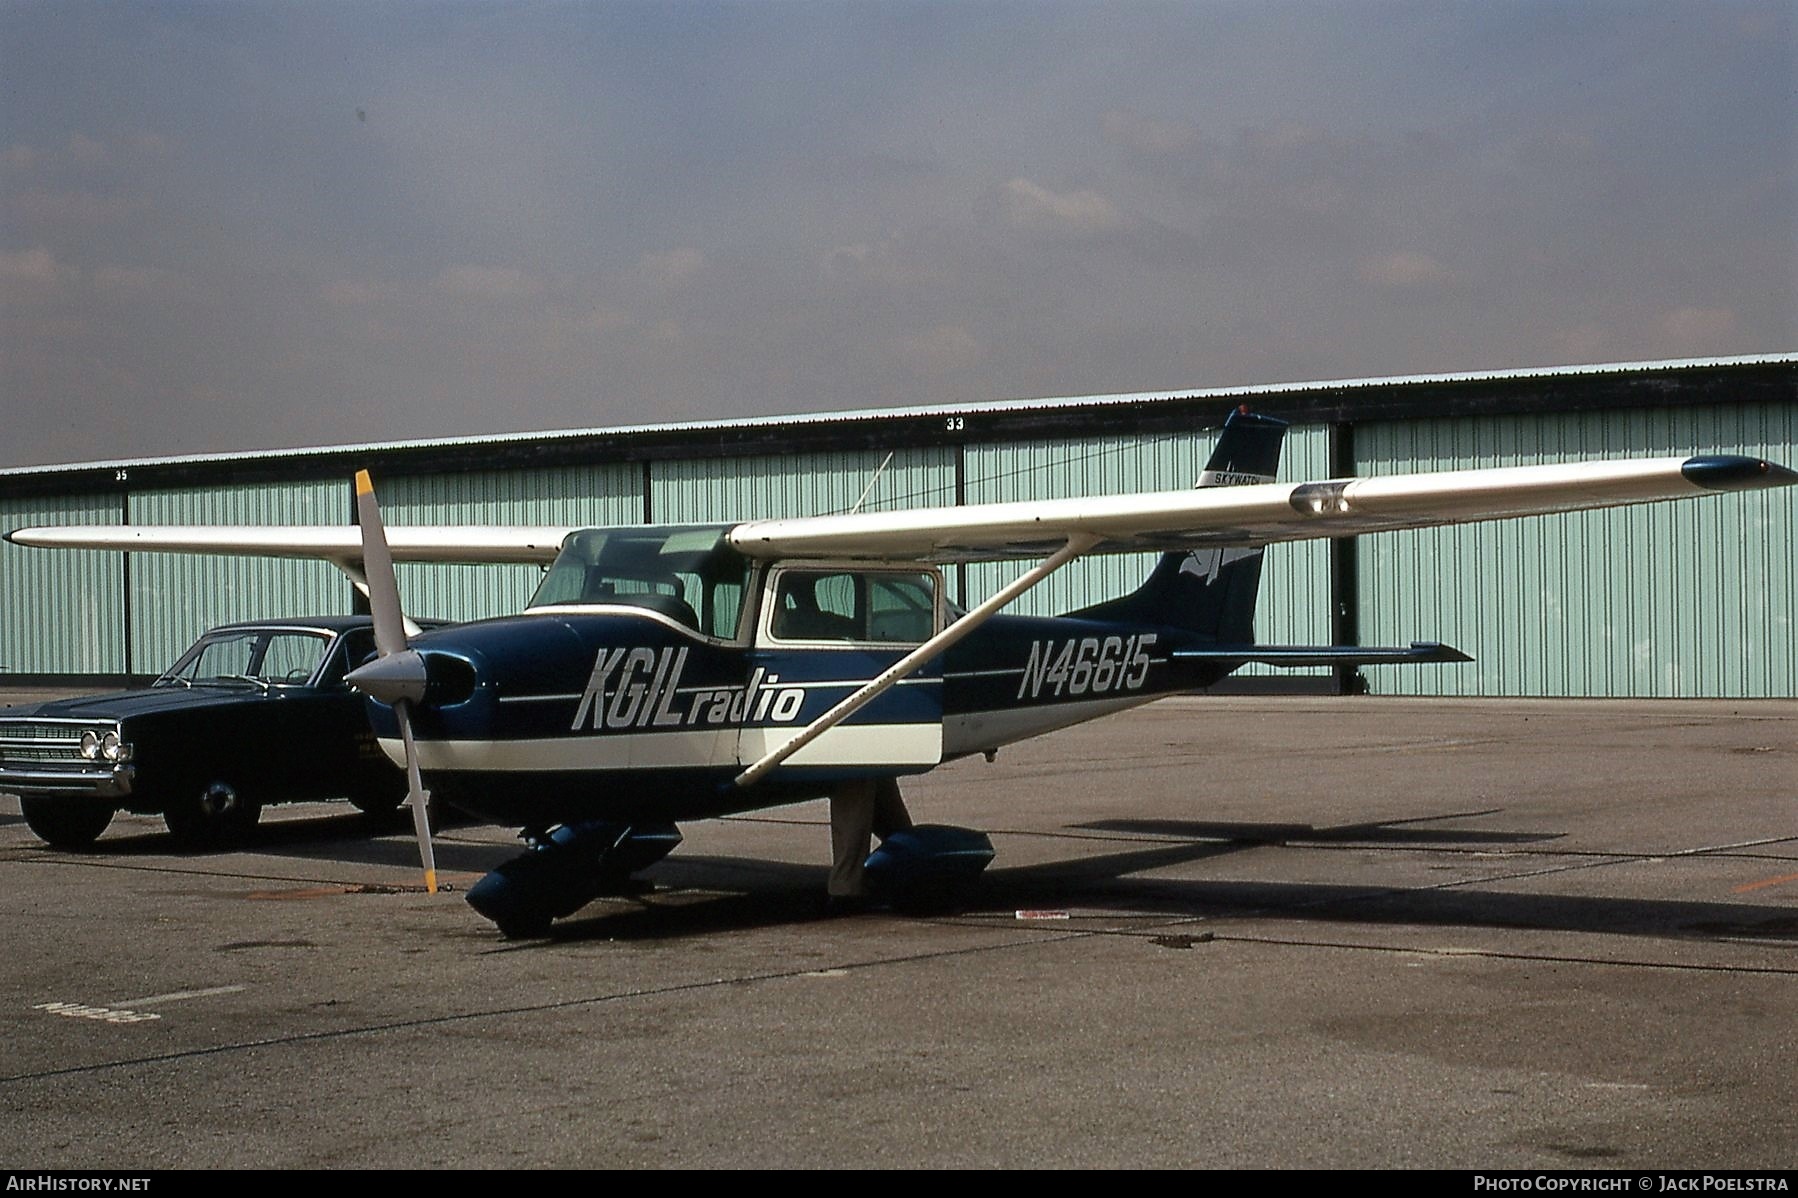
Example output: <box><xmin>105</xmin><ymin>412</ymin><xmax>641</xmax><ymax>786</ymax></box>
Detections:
<box><xmin>0</xmin><ymin>764</ymin><xmax>136</xmax><ymax>799</ymax></box>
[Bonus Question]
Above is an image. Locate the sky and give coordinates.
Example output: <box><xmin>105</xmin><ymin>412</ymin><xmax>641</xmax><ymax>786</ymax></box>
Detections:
<box><xmin>1</xmin><ymin>0</ymin><xmax>1792</xmax><ymax>469</ymax></box>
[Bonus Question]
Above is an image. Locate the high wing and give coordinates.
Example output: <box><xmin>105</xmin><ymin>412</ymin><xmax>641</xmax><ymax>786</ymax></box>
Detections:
<box><xmin>3</xmin><ymin>524</ymin><xmax>572</xmax><ymax>565</ymax></box>
<box><xmin>6</xmin><ymin>454</ymin><xmax>1792</xmax><ymax>567</ymax></box>
<box><xmin>729</xmin><ymin>455</ymin><xmax>1796</xmax><ymax>563</ymax></box>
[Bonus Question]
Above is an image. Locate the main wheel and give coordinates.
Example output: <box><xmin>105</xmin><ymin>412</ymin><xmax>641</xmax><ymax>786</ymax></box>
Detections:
<box><xmin>20</xmin><ymin>796</ymin><xmax>114</xmax><ymax>849</ymax></box>
<box><xmin>163</xmin><ymin>781</ymin><xmax>262</xmax><ymax>848</ymax></box>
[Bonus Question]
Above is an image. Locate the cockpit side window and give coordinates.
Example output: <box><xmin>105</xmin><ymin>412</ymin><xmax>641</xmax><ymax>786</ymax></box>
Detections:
<box><xmin>769</xmin><ymin>569</ymin><xmax>937</xmax><ymax>645</ymax></box>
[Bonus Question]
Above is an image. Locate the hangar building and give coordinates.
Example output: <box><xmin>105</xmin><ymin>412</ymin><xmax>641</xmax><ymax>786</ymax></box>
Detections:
<box><xmin>2</xmin><ymin>355</ymin><xmax>1792</xmax><ymax>697</ymax></box>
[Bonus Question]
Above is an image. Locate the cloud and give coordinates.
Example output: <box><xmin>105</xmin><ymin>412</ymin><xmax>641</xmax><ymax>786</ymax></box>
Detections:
<box><xmin>10</xmin><ymin>188</ymin><xmax>138</xmax><ymax>226</ymax></box>
<box><xmin>1</xmin><ymin>143</ymin><xmax>38</xmax><ymax>173</ymax></box>
<box><xmin>1102</xmin><ymin>109</ymin><xmax>1201</xmax><ymax>157</ymax></box>
<box><xmin>0</xmin><ymin>247</ymin><xmax>75</xmax><ymax>296</ymax></box>
<box><xmin>584</xmin><ymin>306</ymin><xmax>635</xmax><ymax>332</ymax></box>
<box><xmin>893</xmin><ymin>324</ymin><xmax>982</xmax><ymax>377</ymax></box>
<box><xmin>93</xmin><ymin>265</ymin><xmax>194</xmax><ymax>297</ymax></box>
<box><xmin>126</xmin><ymin>132</ymin><xmax>171</xmax><ymax>157</ymax></box>
<box><xmin>1358</xmin><ymin>251</ymin><xmax>1452</xmax><ymax>291</ymax></box>
<box><xmin>823</xmin><ymin>237</ymin><xmax>945</xmax><ymax>289</ymax></box>
<box><xmin>1659</xmin><ymin>306</ymin><xmax>1738</xmax><ymax>349</ymax></box>
<box><xmin>66</xmin><ymin>133</ymin><xmax>106</xmax><ymax>168</ymax></box>
<box><xmin>321</xmin><ymin>279</ymin><xmax>382</xmax><ymax>307</ymax></box>
<box><xmin>433</xmin><ymin>264</ymin><xmax>542</xmax><ymax>300</ymax></box>
<box><xmin>1550</xmin><ymin>323</ymin><xmax>1612</xmax><ymax>364</ymax></box>
<box><xmin>639</xmin><ymin>247</ymin><xmax>705</xmax><ymax>288</ymax></box>
<box><xmin>998</xmin><ymin>177</ymin><xmax>1122</xmax><ymax>235</ymax></box>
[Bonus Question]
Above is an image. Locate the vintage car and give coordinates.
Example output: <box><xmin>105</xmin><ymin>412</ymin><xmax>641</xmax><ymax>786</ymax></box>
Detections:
<box><xmin>0</xmin><ymin>616</ymin><xmax>430</xmax><ymax>849</ymax></box>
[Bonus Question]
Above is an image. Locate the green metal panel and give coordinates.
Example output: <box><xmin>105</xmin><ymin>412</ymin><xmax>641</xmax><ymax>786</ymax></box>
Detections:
<box><xmin>0</xmin><ymin>493</ymin><xmax>126</xmax><ymax>675</ymax></box>
<box><xmin>128</xmin><ymin>483</ymin><xmax>351</xmax><ymax>673</ymax></box>
<box><xmin>653</xmin><ymin>447</ymin><xmax>958</xmax><ymax>524</ymax></box>
<box><xmin>964</xmin><ymin>426</ymin><xmax>1332</xmax><ymax>674</ymax></box>
<box><xmin>384</xmin><ymin>464</ymin><xmax>643</xmax><ymax>623</ymax></box>
<box><xmin>1356</xmin><ymin>403</ymin><xmax>1797</xmax><ymax>697</ymax></box>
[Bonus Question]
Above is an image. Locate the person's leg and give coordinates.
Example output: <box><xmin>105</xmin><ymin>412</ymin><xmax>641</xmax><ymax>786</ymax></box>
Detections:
<box><xmin>828</xmin><ymin>779</ymin><xmax>877</xmax><ymax>897</ymax></box>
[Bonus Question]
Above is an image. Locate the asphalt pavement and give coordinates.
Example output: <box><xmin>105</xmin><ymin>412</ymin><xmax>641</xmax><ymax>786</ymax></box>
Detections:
<box><xmin>1</xmin><ymin>695</ymin><xmax>1794</xmax><ymax>1169</ymax></box>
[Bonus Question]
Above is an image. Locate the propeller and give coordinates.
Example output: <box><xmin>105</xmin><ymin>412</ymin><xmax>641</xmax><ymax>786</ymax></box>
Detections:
<box><xmin>345</xmin><ymin>469</ymin><xmax>438</xmax><ymax>895</ymax></box>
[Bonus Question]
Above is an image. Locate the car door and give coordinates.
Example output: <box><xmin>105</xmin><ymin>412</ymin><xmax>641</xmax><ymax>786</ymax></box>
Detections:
<box><xmin>265</xmin><ymin>627</ymin><xmax>384</xmax><ymax>797</ymax></box>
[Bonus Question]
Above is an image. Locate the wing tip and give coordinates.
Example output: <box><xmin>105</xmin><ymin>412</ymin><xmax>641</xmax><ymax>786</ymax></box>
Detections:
<box><xmin>1681</xmin><ymin>455</ymin><xmax>1798</xmax><ymax>492</ymax></box>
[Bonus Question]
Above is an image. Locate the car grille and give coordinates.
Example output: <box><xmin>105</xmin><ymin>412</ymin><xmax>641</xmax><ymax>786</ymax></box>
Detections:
<box><xmin>0</xmin><ymin>722</ymin><xmax>70</xmax><ymax>740</ymax></box>
<box><xmin>0</xmin><ymin>720</ymin><xmax>119</xmax><ymax>767</ymax></box>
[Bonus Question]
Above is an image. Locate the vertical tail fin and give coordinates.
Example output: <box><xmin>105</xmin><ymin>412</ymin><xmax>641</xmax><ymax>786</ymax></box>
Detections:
<box><xmin>1069</xmin><ymin>408</ymin><xmax>1287</xmax><ymax>642</ymax></box>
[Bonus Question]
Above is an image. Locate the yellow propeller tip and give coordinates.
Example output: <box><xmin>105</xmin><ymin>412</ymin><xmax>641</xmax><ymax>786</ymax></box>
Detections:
<box><xmin>355</xmin><ymin>469</ymin><xmax>374</xmax><ymax>495</ymax></box>
<box><xmin>424</xmin><ymin>869</ymin><xmax>438</xmax><ymax>895</ymax></box>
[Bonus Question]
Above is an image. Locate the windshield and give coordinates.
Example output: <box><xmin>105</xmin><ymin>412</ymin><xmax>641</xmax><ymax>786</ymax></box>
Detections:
<box><xmin>156</xmin><ymin>628</ymin><xmax>334</xmax><ymax>688</ymax></box>
<box><xmin>528</xmin><ymin>524</ymin><xmax>751</xmax><ymax>639</ymax></box>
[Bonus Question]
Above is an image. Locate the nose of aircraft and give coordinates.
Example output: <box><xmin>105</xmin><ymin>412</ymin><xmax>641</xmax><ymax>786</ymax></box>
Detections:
<box><xmin>346</xmin><ymin>649</ymin><xmax>428</xmax><ymax>705</ymax></box>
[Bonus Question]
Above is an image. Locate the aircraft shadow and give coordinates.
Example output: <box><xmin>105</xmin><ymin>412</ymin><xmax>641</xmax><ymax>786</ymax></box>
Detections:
<box><xmin>541</xmin><ymin>832</ymin><xmax>1796</xmax><ymax>946</ymax></box>
<box><xmin>245</xmin><ymin>812</ymin><xmax>522</xmax><ymax>875</ymax></box>
<box><xmin>1074</xmin><ymin>809</ymin><xmax>1562</xmax><ymax>846</ymax></box>
<box><xmin>49</xmin><ymin>807</ymin><xmax>521</xmax><ymax>877</ymax></box>
<box><xmin>543</xmin><ymin>835</ymin><xmax>1258</xmax><ymax>944</ymax></box>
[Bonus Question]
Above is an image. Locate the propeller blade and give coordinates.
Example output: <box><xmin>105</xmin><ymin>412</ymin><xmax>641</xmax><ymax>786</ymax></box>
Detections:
<box><xmin>354</xmin><ymin>470</ymin><xmax>409</xmax><ymax>660</ymax></box>
<box><xmin>395</xmin><ymin>702</ymin><xmax>438</xmax><ymax>895</ymax></box>
<box><xmin>353</xmin><ymin>469</ymin><xmax>436</xmax><ymax>894</ymax></box>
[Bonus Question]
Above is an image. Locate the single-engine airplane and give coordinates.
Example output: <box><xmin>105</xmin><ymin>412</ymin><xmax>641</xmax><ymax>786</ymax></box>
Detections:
<box><xmin>9</xmin><ymin>410</ymin><xmax>1794</xmax><ymax>936</ymax></box>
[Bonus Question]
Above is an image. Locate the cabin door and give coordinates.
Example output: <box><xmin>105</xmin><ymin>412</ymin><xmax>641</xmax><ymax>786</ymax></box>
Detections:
<box><xmin>738</xmin><ymin>565</ymin><xmax>944</xmax><ymax>774</ymax></box>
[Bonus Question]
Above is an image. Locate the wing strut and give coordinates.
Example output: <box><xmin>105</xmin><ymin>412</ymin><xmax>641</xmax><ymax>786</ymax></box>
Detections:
<box><xmin>733</xmin><ymin>532</ymin><xmax>1100</xmax><ymax>789</ymax></box>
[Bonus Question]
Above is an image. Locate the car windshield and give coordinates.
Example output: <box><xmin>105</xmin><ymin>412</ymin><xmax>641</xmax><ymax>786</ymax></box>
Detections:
<box><xmin>527</xmin><ymin>524</ymin><xmax>751</xmax><ymax>639</ymax></box>
<box><xmin>155</xmin><ymin>628</ymin><xmax>334</xmax><ymax>688</ymax></box>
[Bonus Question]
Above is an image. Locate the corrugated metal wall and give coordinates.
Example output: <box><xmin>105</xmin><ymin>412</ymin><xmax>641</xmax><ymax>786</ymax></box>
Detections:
<box><xmin>382</xmin><ymin>464</ymin><xmax>643</xmax><ymax>623</ymax></box>
<box><xmin>0</xmin><ymin>492</ymin><xmax>125</xmax><ymax>675</ymax></box>
<box><xmin>4</xmin><ymin>400</ymin><xmax>1790</xmax><ymax>696</ymax></box>
<box><xmin>653</xmin><ymin>447</ymin><xmax>957</xmax><ymax>523</ymax></box>
<box><xmin>1356</xmin><ymin>402</ymin><xmax>1797</xmax><ymax>697</ymax></box>
<box><xmin>128</xmin><ymin>483</ymin><xmax>351</xmax><ymax>672</ymax></box>
<box><xmin>963</xmin><ymin>425</ymin><xmax>1332</xmax><ymax>674</ymax></box>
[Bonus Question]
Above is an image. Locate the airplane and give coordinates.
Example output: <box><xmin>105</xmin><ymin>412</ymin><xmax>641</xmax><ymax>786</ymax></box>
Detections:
<box><xmin>9</xmin><ymin>409</ymin><xmax>1794</xmax><ymax>937</ymax></box>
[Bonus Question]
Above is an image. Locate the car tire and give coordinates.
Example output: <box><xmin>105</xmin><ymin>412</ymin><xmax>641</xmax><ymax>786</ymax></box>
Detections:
<box><xmin>20</xmin><ymin>796</ymin><xmax>114</xmax><ymax>849</ymax></box>
<box><xmin>163</xmin><ymin>781</ymin><xmax>262</xmax><ymax>848</ymax></box>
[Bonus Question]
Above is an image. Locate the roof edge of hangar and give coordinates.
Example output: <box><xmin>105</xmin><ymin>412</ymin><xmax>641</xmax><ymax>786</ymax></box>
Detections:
<box><xmin>3</xmin><ymin>352</ymin><xmax>1793</xmax><ymax>485</ymax></box>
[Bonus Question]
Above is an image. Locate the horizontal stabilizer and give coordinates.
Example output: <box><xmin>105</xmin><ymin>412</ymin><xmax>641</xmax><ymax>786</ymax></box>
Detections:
<box><xmin>1174</xmin><ymin>642</ymin><xmax>1473</xmax><ymax>668</ymax></box>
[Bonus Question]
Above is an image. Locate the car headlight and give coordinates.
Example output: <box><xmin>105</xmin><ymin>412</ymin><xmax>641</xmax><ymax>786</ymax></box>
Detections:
<box><xmin>79</xmin><ymin>731</ymin><xmax>101</xmax><ymax>760</ymax></box>
<box><xmin>100</xmin><ymin>731</ymin><xmax>122</xmax><ymax>761</ymax></box>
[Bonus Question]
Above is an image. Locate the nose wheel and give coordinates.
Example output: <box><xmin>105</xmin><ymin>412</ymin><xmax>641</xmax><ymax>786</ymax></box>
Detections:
<box><xmin>466</xmin><ymin>821</ymin><xmax>683</xmax><ymax>938</ymax></box>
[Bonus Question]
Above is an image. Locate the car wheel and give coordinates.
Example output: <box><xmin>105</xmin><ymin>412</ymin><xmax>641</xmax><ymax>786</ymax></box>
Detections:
<box><xmin>20</xmin><ymin>796</ymin><xmax>114</xmax><ymax>849</ymax></box>
<box><xmin>163</xmin><ymin>781</ymin><xmax>262</xmax><ymax>848</ymax></box>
